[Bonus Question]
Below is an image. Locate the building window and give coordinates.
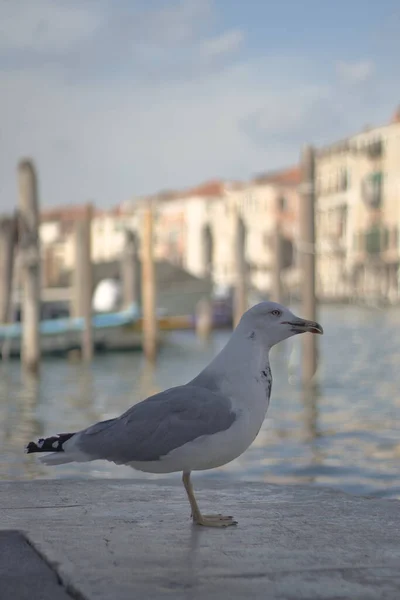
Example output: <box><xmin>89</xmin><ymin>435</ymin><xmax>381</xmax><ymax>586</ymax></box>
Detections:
<box><xmin>361</xmin><ymin>172</ymin><xmax>383</xmax><ymax>208</ymax></box>
<box><xmin>366</xmin><ymin>139</ymin><xmax>383</xmax><ymax>159</ymax></box>
<box><xmin>339</xmin><ymin>169</ymin><xmax>348</xmax><ymax>191</ymax></box>
<box><xmin>365</xmin><ymin>227</ymin><xmax>380</xmax><ymax>254</ymax></box>
<box><xmin>338</xmin><ymin>206</ymin><xmax>347</xmax><ymax>237</ymax></box>
<box><xmin>278</xmin><ymin>196</ymin><xmax>287</xmax><ymax>211</ymax></box>
<box><xmin>365</xmin><ymin>225</ymin><xmax>388</xmax><ymax>255</ymax></box>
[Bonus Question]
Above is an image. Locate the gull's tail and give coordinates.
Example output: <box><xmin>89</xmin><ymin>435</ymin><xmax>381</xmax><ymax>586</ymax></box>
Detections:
<box><xmin>26</xmin><ymin>418</ymin><xmax>117</xmax><ymax>465</ymax></box>
<box><xmin>25</xmin><ymin>433</ymin><xmax>79</xmax><ymax>465</ymax></box>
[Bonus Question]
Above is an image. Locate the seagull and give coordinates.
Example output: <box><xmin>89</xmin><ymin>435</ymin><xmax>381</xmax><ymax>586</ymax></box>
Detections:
<box><xmin>26</xmin><ymin>301</ymin><xmax>323</xmax><ymax>528</ymax></box>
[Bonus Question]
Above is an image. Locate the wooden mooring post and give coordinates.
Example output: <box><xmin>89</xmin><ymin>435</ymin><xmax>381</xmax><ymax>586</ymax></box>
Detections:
<box><xmin>0</xmin><ymin>215</ymin><xmax>17</xmax><ymax>324</ymax></box>
<box><xmin>196</xmin><ymin>224</ymin><xmax>213</xmax><ymax>341</ymax></box>
<box><xmin>120</xmin><ymin>229</ymin><xmax>140</xmax><ymax>309</ymax></box>
<box><xmin>17</xmin><ymin>159</ymin><xmax>41</xmax><ymax>375</ymax></box>
<box><xmin>141</xmin><ymin>204</ymin><xmax>157</xmax><ymax>363</ymax></box>
<box><xmin>300</xmin><ymin>145</ymin><xmax>318</xmax><ymax>384</ymax></box>
<box><xmin>233</xmin><ymin>208</ymin><xmax>247</xmax><ymax>328</ymax></box>
<box><xmin>0</xmin><ymin>214</ymin><xmax>18</xmax><ymax>362</ymax></box>
<box><xmin>72</xmin><ymin>204</ymin><xmax>93</xmax><ymax>361</ymax></box>
<box><xmin>195</xmin><ymin>297</ymin><xmax>213</xmax><ymax>342</ymax></box>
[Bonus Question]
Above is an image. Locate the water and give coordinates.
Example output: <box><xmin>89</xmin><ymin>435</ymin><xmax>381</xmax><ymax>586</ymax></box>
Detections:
<box><xmin>1</xmin><ymin>305</ymin><xmax>400</xmax><ymax>499</ymax></box>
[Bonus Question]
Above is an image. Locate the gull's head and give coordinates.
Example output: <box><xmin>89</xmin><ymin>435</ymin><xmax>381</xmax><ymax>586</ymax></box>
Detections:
<box><xmin>238</xmin><ymin>301</ymin><xmax>323</xmax><ymax>348</ymax></box>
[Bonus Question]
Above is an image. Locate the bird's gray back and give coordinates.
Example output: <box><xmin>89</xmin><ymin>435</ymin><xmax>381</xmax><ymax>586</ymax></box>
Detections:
<box><xmin>74</xmin><ymin>385</ymin><xmax>236</xmax><ymax>464</ymax></box>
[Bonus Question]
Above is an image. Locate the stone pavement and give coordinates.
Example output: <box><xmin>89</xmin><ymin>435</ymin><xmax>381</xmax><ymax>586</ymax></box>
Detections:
<box><xmin>0</xmin><ymin>530</ymin><xmax>72</xmax><ymax>600</ymax></box>
<box><xmin>0</xmin><ymin>479</ymin><xmax>399</xmax><ymax>599</ymax></box>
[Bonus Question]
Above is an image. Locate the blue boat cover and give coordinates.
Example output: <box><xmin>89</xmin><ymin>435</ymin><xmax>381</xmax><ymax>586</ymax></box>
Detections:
<box><xmin>0</xmin><ymin>304</ymin><xmax>140</xmax><ymax>340</ymax></box>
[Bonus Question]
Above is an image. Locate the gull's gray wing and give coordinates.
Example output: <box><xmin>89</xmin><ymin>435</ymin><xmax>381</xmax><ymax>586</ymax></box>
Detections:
<box><xmin>72</xmin><ymin>385</ymin><xmax>236</xmax><ymax>464</ymax></box>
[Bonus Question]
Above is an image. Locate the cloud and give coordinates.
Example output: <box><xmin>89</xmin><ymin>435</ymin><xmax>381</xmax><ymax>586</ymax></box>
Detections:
<box><xmin>0</xmin><ymin>0</ymin><xmax>225</xmax><ymax>83</ymax></box>
<box><xmin>0</xmin><ymin>0</ymin><xmax>103</xmax><ymax>53</ymax></box>
<box><xmin>336</xmin><ymin>60</ymin><xmax>374</xmax><ymax>85</ymax></box>
<box><xmin>130</xmin><ymin>0</ymin><xmax>213</xmax><ymax>47</ymax></box>
<box><xmin>0</xmin><ymin>0</ymin><xmax>214</xmax><ymax>57</ymax></box>
<box><xmin>242</xmin><ymin>84</ymin><xmax>330</xmax><ymax>138</ymax></box>
<box><xmin>200</xmin><ymin>30</ymin><xmax>244</xmax><ymax>59</ymax></box>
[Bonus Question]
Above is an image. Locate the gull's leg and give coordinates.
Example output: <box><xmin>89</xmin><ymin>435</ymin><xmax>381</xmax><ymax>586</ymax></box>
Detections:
<box><xmin>182</xmin><ymin>472</ymin><xmax>237</xmax><ymax>528</ymax></box>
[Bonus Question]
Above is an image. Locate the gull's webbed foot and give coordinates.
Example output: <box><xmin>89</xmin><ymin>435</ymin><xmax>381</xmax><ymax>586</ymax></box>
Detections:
<box><xmin>193</xmin><ymin>513</ymin><xmax>238</xmax><ymax>528</ymax></box>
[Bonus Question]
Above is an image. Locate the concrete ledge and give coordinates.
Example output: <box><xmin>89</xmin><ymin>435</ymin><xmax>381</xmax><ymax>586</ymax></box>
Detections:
<box><xmin>0</xmin><ymin>530</ymin><xmax>72</xmax><ymax>599</ymax></box>
<box><xmin>1</xmin><ymin>479</ymin><xmax>399</xmax><ymax>599</ymax></box>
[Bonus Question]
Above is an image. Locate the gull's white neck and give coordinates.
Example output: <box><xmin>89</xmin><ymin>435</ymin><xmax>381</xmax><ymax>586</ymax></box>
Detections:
<box><xmin>193</xmin><ymin>323</ymin><xmax>272</xmax><ymax>404</ymax></box>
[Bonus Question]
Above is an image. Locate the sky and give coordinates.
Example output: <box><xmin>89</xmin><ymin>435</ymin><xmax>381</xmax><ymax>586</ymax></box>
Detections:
<box><xmin>0</xmin><ymin>0</ymin><xmax>399</xmax><ymax>211</ymax></box>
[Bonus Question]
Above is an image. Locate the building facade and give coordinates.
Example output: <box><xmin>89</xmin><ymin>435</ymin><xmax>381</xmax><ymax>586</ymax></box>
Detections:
<box><xmin>316</xmin><ymin>111</ymin><xmax>400</xmax><ymax>303</ymax></box>
<box><xmin>148</xmin><ymin>170</ymin><xmax>302</xmax><ymax>298</ymax></box>
<box><xmin>36</xmin><ymin>106</ymin><xmax>400</xmax><ymax>304</ymax></box>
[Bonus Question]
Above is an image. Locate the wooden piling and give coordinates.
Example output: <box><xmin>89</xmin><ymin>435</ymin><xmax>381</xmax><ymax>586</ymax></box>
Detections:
<box><xmin>0</xmin><ymin>215</ymin><xmax>17</xmax><ymax>324</ymax></box>
<box><xmin>17</xmin><ymin>160</ymin><xmax>41</xmax><ymax>374</ymax></box>
<box><xmin>72</xmin><ymin>204</ymin><xmax>93</xmax><ymax>361</ymax></box>
<box><xmin>42</xmin><ymin>245</ymin><xmax>59</xmax><ymax>288</ymax></box>
<box><xmin>195</xmin><ymin>297</ymin><xmax>213</xmax><ymax>342</ymax></box>
<box><xmin>196</xmin><ymin>224</ymin><xmax>213</xmax><ymax>341</ymax></box>
<box><xmin>120</xmin><ymin>229</ymin><xmax>140</xmax><ymax>309</ymax></box>
<box><xmin>202</xmin><ymin>224</ymin><xmax>213</xmax><ymax>278</ymax></box>
<box><xmin>300</xmin><ymin>145</ymin><xmax>318</xmax><ymax>384</ymax></box>
<box><xmin>272</xmin><ymin>220</ymin><xmax>284</xmax><ymax>304</ymax></box>
<box><xmin>141</xmin><ymin>204</ymin><xmax>157</xmax><ymax>363</ymax></box>
<box><xmin>233</xmin><ymin>208</ymin><xmax>247</xmax><ymax>328</ymax></box>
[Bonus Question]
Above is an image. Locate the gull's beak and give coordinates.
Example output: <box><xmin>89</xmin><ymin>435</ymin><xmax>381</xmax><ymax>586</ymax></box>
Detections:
<box><xmin>283</xmin><ymin>318</ymin><xmax>324</xmax><ymax>335</ymax></box>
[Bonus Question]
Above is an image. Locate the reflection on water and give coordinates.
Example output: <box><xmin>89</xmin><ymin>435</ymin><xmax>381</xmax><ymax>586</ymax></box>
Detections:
<box><xmin>1</xmin><ymin>305</ymin><xmax>400</xmax><ymax>499</ymax></box>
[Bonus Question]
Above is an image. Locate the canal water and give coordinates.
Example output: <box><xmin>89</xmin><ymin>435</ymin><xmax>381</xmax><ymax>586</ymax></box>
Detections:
<box><xmin>1</xmin><ymin>305</ymin><xmax>399</xmax><ymax>499</ymax></box>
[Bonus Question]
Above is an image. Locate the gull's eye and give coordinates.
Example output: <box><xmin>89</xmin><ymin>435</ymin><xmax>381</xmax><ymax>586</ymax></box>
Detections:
<box><xmin>271</xmin><ymin>310</ymin><xmax>281</xmax><ymax>317</ymax></box>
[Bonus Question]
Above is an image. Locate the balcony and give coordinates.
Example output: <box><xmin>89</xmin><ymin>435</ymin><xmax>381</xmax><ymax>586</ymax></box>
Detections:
<box><xmin>350</xmin><ymin>139</ymin><xmax>383</xmax><ymax>159</ymax></box>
